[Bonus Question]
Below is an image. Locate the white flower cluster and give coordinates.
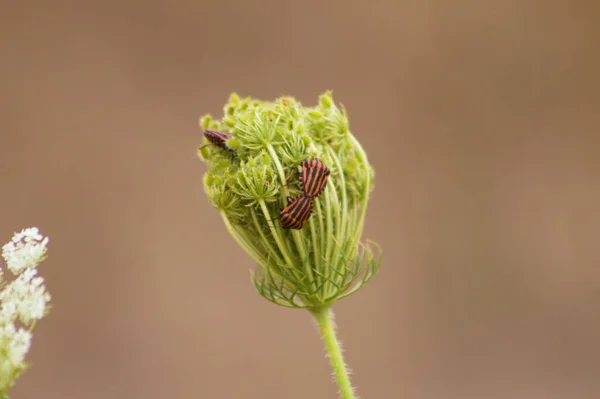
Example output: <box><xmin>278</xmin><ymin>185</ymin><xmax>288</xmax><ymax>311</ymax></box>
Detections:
<box><xmin>0</xmin><ymin>227</ymin><xmax>51</xmax><ymax>394</ymax></box>
<box><xmin>2</xmin><ymin>227</ymin><xmax>49</xmax><ymax>275</ymax></box>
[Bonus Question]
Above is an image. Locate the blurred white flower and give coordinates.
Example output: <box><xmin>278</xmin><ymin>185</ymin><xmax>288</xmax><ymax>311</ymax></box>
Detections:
<box><xmin>0</xmin><ymin>301</ymin><xmax>17</xmax><ymax>321</ymax></box>
<box><xmin>0</xmin><ymin>227</ymin><xmax>51</xmax><ymax>394</ymax></box>
<box><xmin>2</xmin><ymin>227</ymin><xmax>49</xmax><ymax>275</ymax></box>
<box><xmin>0</xmin><ymin>323</ymin><xmax>32</xmax><ymax>365</ymax></box>
<box><xmin>0</xmin><ymin>268</ymin><xmax>51</xmax><ymax>324</ymax></box>
<box><xmin>0</xmin><ymin>323</ymin><xmax>32</xmax><ymax>392</ymax></box>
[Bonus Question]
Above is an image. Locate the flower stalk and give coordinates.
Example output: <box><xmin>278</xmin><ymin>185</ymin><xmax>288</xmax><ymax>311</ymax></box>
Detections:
<box><xmin>311</xmin><ymin>307</ymin><xmax>356</xmax><ymax>399</ymax></box>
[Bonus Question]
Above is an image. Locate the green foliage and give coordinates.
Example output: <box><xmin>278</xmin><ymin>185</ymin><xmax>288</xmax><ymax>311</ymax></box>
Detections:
<box><xmin>198</xmin><ymin>91</ymin><xmax>381</xmax><ymax>308</ymax></box>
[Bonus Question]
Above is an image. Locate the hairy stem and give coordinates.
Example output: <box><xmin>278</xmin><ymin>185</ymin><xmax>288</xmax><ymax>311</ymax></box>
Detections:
<box><xmin>310</xmin><ymin>307</ymin><xmax>356</xmax><ymax>399</ymax></box>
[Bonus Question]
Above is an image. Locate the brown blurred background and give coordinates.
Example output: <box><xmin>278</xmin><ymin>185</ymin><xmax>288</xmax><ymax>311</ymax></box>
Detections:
<box><xmin>1</xmin><ymin>1</ymin><xmax>599</xmax><ymax>398</ymax></box>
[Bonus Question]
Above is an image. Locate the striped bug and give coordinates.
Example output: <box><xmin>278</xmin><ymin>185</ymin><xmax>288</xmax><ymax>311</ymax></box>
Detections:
<box><xmin>298</xmin><ymin>158</ymin><xmax>330</xmax><ymax>199</ymax></box>
<box><xmin>279</xmin><ymin>195</ymin><xmax>314</xmax><ymax>230</ymax></box>
<box><xmin>201</xmin><ymin>129</ymin><xmax>235</xmax><ymax>154</ymax></box>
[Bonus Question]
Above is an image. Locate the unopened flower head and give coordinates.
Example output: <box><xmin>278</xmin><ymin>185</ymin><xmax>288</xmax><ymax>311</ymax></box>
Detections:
<box><xmin>198</xmin><ymin>92</ymin><xmax>381</xmax><ymax>308</ymax></box>
<box><xmin>0</xmin><ymin>228</ymin><xmax>51</xmax><ymax>394</ymax></box>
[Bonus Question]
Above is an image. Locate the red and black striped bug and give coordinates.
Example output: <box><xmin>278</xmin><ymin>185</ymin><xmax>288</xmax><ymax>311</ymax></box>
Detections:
<box><xmin>279</xmin><ymin>195</ymin><xmax>314</xmax><ymax>230</ymax></box>
<box><xmin>298</xmin><ymin>158</ymin><xmax>330</xmax><ymax>199</ymax></box>
<box><xmin>202</xmin><ymin>129</ymin><xmax>233</xmax><ymax>150</ymax></box>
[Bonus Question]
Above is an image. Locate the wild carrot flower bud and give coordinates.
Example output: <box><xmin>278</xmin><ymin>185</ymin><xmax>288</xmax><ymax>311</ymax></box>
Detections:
<box><xmin>0</xmin><ymin>228</ymin><xmax>51</xmax><ymax>395</ymax></box>
<box><xmin>197</xmin><ymin>92</ymin><xmax>382</xmax><ymax>399</ymax></box>
<box><xmin>198</xmin><ymin>91</ymin><xmax>381</xmax><ymax>308</ymax></box>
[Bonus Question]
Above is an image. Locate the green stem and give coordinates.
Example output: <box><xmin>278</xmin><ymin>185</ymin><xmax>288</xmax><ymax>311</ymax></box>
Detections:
<box><xmin>310</xmin><ymin>307</ymin><xmax>356</xmax><ymax>399</ymax></box>
<box><xmin>325</xmin><ymin>174</ymin><xmax>342</xmax><ymax>290</ymax></box>
<box><xmin>220</xmin><ymin>212</ymin><xmax>267</xmax><ymax>268</ymax></box>
<box><xmin>349</xmin><ymin>134</ymin><xmax>371</xmax><ymax>235</ymax></box>
<box><xmin>307</xmin><ymin>217</ymin><xmax>322</xmax><ymax>299</ymax></box>
<box><xmin>250</xmin><ymin>208</ymin><xmax>284</xmax><ymax>266</ymax></box>
<box><xmin>323</xmin><ymin>185</ymin><xmax>334</xmax><ymax>296</ymax></box>
<box><xmin>258</xmin><ymin>200</ymin><xmax>294</xmax><ymax>268</ymax></box>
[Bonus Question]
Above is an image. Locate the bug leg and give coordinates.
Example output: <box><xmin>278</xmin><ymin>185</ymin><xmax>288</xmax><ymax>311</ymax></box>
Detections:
<box><xmin>281</xmin><ymin>171</ymin><xmax>299</xmax><ymax>187</ymax></box>
<box><xmin>286</xmin><ymin>172</ymin><xmax>298</xmax><ymax>184</ymax></box>
<box><xmin>264</xmin><ymin>214</ymin><xmax>283</xmax><ymax>227</ymax></box>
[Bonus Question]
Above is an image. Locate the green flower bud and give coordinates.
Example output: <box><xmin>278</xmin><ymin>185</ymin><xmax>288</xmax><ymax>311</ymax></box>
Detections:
<box><xmin>198</xmin><ymin>91</ymin><xmax>381</xmax><ymax>309</ymax></box>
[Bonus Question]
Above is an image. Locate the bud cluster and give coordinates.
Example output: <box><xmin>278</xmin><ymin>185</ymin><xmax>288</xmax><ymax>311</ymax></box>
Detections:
<box><xmin>198</xmin><ymin>92</ymin><xmax>381</xmax><ymax>308</ymax></box>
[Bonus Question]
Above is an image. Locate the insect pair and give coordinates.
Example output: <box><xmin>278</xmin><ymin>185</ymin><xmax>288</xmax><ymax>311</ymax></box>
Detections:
<box><xmin>202</xmin><ymin>129</ymin><xmax>331</xmax><ymax>200</ymax></box>
<box><xmin>202</xmin><ymin>129</ymin><xmax>330</xmax><ymax>230</ymax></box>
<box><xmin>277</xmin><ymin>159</ymin><xmax>331</xmax><ymax>230</ymax></box>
